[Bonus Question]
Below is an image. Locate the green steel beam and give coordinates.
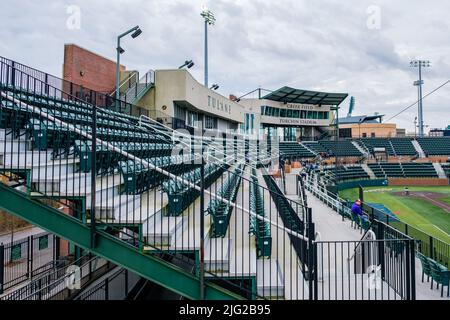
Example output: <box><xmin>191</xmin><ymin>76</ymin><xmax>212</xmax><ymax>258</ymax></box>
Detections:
<box><xmin>0</xmin><ymin>184</ymin><xmax>242</xmax><ymax>300</ymax></box>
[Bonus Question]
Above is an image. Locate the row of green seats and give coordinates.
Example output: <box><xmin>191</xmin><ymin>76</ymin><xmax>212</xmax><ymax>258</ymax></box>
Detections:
<box><xmin>119</xmin><ymin>155</ymin><xmax>199</xmax><ymax>194</ymax></box>
<box><xmin>6</xmin><ymin>87</ymin><xmax>165</xmax><ymax>141</ymax></box>
<box><xmin>208</xmin><ymin>164</ymin><xmax>243</xmax><ymax>237</ymax></box>
<box><xmin>0</xmin><ymin>99</ymin><xmax>33</xmax><ymax>136</ymax></box>
<box><xmin>249</xmin><ymin>168</ymin><xmax>271</xmax><ymax>258</ymax></box>
<box><xmin>417</xmin><ymin>252</ymin><xmax>449</xmax><ymax>297</ymax></box>
<box><xmin>162</xmin><ymin>162</ymin><xmax>227</xmax><ymax>216</ymax></box>
<box><xmin>74</xmin><ymin>139</ymin><xmax>173</xmax><ymax>174</ymax></box>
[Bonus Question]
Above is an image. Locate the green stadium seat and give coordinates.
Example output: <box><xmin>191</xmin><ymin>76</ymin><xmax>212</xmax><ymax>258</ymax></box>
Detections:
<box><xmin>428</xmin><ymin>259</ymin><xmax>450</xmax><ymax>297</ymax></box>
<box><xmin>417</xmin><ymin>252</ymin><xmax>433</xmax><ymax>283</ymax></box>
<box><xmin>318</xmin><ymin>139</ymin><xmax>362</xmax><ymax>157</ymax></box>
<box><xmin>417</xmin><ymin>138</ymin><xmax>450</xmax><ymax>156</ymax></box>
<box><xmin>278</xmin><ymin>142</ymin><xmax>315</xmax><ymax>159</ymax></box>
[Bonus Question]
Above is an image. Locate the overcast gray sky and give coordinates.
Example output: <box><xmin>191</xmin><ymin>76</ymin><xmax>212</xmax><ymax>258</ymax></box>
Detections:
<box><xmin>1</xmin><ymin>0</ymin><xmax>449</xmax><ymax>132</ymax></box>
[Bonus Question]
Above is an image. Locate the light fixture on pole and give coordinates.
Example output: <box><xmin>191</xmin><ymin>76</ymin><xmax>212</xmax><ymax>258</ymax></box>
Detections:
<box><xmin>179</xmin><ymin>60</ymin><xmax>195</xmax><ymax>69</ymax></box>
<box><xmin>116</xmin><ymin>26</ymin><xmax>143</xmax><ymax>104</ymax></box>
<box><xmin>410</xmin><ymin>59</ymin><xmax>431</xmax><ymax>138</ymax></box>
<box><xmin>201</xmin><ymin>5</ymin><xmax>215</xmax><ymax>87</ymax></box>
<box><xmin>210</xmin><ymin>84</ymin><xmax>219</xmax><ymax>90</ymax></box>
<box><xmin>414</xmin><ymin>116</ymin><xmax>417</xmax><ymax>137</ymax></box>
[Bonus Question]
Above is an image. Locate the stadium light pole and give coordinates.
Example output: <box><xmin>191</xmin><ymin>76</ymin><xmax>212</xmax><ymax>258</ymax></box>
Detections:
<box><xmin>116</xmin><ymin>26</ymin><xmax>143</xmax><ymax>104</ymax></box>
<box><xmin>410</xmin><ymin>60</ymin><xmax>431</xmax><ymax>138</ymax></box>
<box><xmin>201</xmin><ymin>6</ymin><xmax>215</xmax><ymax>87</ymax></box>
<box><xmin>335</xmin><ymin>105</ymin><xmax>340</xmax><ymax>184</ymax></box>
<box><xmin>414</xmin><ymin>117</ymin><xmax>417</xmax><ymax>138</ymax></box>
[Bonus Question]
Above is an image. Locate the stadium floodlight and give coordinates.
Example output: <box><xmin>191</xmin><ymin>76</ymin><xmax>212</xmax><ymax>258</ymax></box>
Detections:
<box><xmin>201</xmin><ymin>5</ymin><xmax>216</xmax><ymax>25</ymax></box>
<box><xmin>131</xmin><ymin>28</ymin><xmax>142</xmax><ymax>39</ymax></box>
<box><xmin>201</xmin><ymin>5</ymin><xmax>215</xmax><ymax>87</ymax></box>
<box><xmin>179</xmin><ymin>60</ymin><xmax>195</xmax><ymax>69</ymax></box>
<box><xmin>116</xmin><ymin>26</ymin><xmax>143</xmax><ymax>104</ymax></box>
<box><xmin>210</xmin><ymin>84</ymin><xmax>219</xmax><ymax>90</ymax></box>
<box><xmin>410</xmin><ymin>59</ymin><xmax>431</xmax><ymax>138</ymax></box>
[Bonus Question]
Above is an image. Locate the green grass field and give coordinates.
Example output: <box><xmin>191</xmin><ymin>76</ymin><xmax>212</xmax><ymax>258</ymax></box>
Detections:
<box><xmin>339</xmin><ymin>186</ymin><xmax>450</xmax><ymax>244</ymax></box>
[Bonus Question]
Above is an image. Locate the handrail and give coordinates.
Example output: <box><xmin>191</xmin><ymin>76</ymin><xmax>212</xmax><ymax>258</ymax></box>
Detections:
<box><xmin>348</xmin><ymin>220</ymin><xmax>376</xmax><ymax>261</ymax></box>
<box><xmin>120</xmin><ymin>69</ymin><xmax>155</xmax><ymax>104</ymax></box>
<box><xmin>109</xmin><ymin>71</ymin><xmax>139</xmax><ymax>97</ymax></box>
<box><xmin>20</xmin><ymin>255</ymin><xmax>105</xmax><ymax>300</ymax></box>
<box><xmin>0</xmin><ymin>55</ymin><xmax>147</xmax><ymax>117</ymax></box>
<box><xmin>0</xmin><ymin>253</ymin><xmax>98</xmax><ymax>300</ymax></box>
<box><xmin>1</xmin><ymin>92</ymin><xmax>309</xmax><ymax>242</ymax></box>
<box><xmin>137</xmin><ymin>114</ymin><xmax>280</xmax><ymax>181</ymax></box>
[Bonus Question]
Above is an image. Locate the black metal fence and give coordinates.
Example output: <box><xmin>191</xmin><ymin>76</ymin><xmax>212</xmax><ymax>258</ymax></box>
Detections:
<box><xmin>314</xmin><ymin>238</ymin><xmax>415</xmax><ymax>300</ymax></box>
<box><xmin>0</xmin><ymin>57</ymin><xmax>420</xmax><ymax>300</ymax></box>
<box><xmin>1</xmin><ymin>254</ymin><xmax>112</xmax><ymax>300</ymax></box>
<box><xmin>74</xmin><ymin>267</ymin><xmax>140</xmax><ymax>300</ymax></box>
<box><xmin>307</xmin><ymin>172</ymin><xmax>450</xmax><ymax>268</ymax></box>
<box><xmin>0</xmin><ymin>59</ymin><xmax>316</xmax><ymax>300</ymax></box>
<box><xmin>0</xmin><ymin>232</ymin><xmax>58</xmax><ymax>293</ymax></box>
<box><xmin>0</xmin><ymin>56</ymin><xmax>149</xmax><ymax>117</ymax></box>
<box><xmin>363</xmin><ymin>203</ymin><xmax>450</xmax><ymax>268</ymax></box>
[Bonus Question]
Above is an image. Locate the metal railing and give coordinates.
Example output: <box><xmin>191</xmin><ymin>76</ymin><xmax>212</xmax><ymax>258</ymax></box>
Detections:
<box><xmin>74</xmin><ymin>267</ymin><xmax>140</xmax><ymax>300</ymax></box>
<box><xmin>307</xmin><ymin>170</ymin><xmax>450</xmax><ymax>268</ymax></box>
<box><xmin>0</xmin><ymin>232</ymin><xmax>58</xmax><ymax>293</ymax></box>
<box><xmin>0</xmin><ymin>56</ymin><xmax>149</xmax><ymax>117</ymax></box>
<box><xmin>314</xmin><ymin>238</ymin><xmax>415</xmax><ymax>300</ymax></box>
<box><xmin>363</xmin><ymin>202</ymin><xmax>450</xmax><ymax>267</ymax></box>
<box><xmin>120</xmin><ymin>69</ymin><xmax>154</xmax><ymax>104</ymax></box>
<box><xmin>0</xmin><ymin>60</ymin><xmax>315</xmax><ymax>300</ymax></box>
<box><xmin>0</xmin><ymin>58</ymin><xmax>421</xmax><ymax>300</ymax></box>
<box><xmin>1</xmin><ymin>254</ymin><xmax>112</xmax><ymax>300</ymax></box>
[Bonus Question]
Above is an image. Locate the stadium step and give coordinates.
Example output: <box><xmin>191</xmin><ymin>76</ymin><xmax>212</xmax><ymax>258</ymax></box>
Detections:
<box><xmin>256</xmin><ymin>259</ymin><xmax>285</xmax><ymax>298</ymax></box>
<box><xmin>411</xmin><ymin>139</ymin><xmax>427</xmax><ymax>158</ymax></box>
<box><xmin>432</xmin><ymin>162</ymin><xmax>447</xmax><ymax>179</ymax></box>
<box><xmin>0</xmin><ymin>150</ymin><xmax>54</xmax><ymax>166</ymax></box>
<box><xmin>0</xmin><ymin>183</ymin><xmax>241</xmax><ymax>300</ymax></box>
<box><xmin>361</xmin><ymin>163</ymin><xmax>376</xmax><ymax>179</ymax></box>
<box><xmin>351</xmin><ymin>140</ymin><xmax>369</xmax><ymax>158</ymax></box>
<box><xmin>300</xmin><ymin>142</ymin><xmax>318</xmax><ymax>156</ymax></box>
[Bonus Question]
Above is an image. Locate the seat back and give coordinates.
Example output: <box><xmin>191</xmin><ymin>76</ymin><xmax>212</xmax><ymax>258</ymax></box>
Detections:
<box><xmin>417</xmin><ymin>253</ymin><xmax>432</xmax><ymax>276</ymax></box>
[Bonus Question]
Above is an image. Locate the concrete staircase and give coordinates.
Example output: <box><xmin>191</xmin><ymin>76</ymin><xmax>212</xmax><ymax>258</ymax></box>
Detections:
<box><xmin>351</xmin><ymin>141</ymin><xmax>369</xmax><ymax>157</ymax></box>
<box><xmin>432</xmin><ymin>162</ymin><xmax>447</xmax><ymax>179</ymax></box>
<box><xmin>300</xmin><ymin>142</ymin><xmax>318</xmax><ymax>157</ymax></box>
<box><xmin>411</xmin><ymin>139</ymin><xmax>426</xmax><ymax>158</ymax></box>
<box><xmin>361</xmin><ymin>164</ymin><xmax>376</xmax><ymax>179</ymax></box>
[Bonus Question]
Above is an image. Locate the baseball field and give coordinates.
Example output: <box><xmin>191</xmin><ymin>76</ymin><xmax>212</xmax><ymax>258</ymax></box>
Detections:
<box><xmin>339</xmin><ymin>186</ymin><xmax>450</xmax><ymax>244</ymax></box>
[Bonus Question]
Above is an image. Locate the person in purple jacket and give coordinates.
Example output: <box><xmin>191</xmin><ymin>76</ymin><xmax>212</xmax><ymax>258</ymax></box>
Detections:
<box><xmin>351</xmin><ymin>199</ymin><xmax>368</xmax><ymax>224</ymax></box>
<box><xmin>351</xmin><ymin>199</ymin><xmax>363</xmax><ymax>217</ymax></box>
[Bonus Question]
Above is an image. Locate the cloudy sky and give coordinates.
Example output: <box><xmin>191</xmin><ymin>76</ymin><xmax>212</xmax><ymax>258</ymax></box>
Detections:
<box><xmin>1</xmin><ymin>0</ymin><xmax>449</xmax><ymax>132</ymax></box>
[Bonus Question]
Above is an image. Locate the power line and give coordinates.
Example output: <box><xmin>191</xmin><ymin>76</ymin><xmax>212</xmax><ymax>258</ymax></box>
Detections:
<box><xmin>385</xmin><ymin>79</ymin><xmax>450</xmax><ymax>122</ymax></box>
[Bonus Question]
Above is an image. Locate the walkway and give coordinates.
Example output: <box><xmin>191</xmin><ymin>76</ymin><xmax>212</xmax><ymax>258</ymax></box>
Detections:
<box><xmin>302</xmin><ymin>190</ymin><xmax>449</xmax><ymax>300</ymax></box>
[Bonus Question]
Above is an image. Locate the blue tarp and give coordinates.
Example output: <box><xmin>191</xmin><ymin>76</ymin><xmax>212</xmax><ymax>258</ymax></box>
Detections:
<box><xmin>368</xmin><ymin>202</ymin><xmax>401</xmax><ymax>222</ymax></box>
